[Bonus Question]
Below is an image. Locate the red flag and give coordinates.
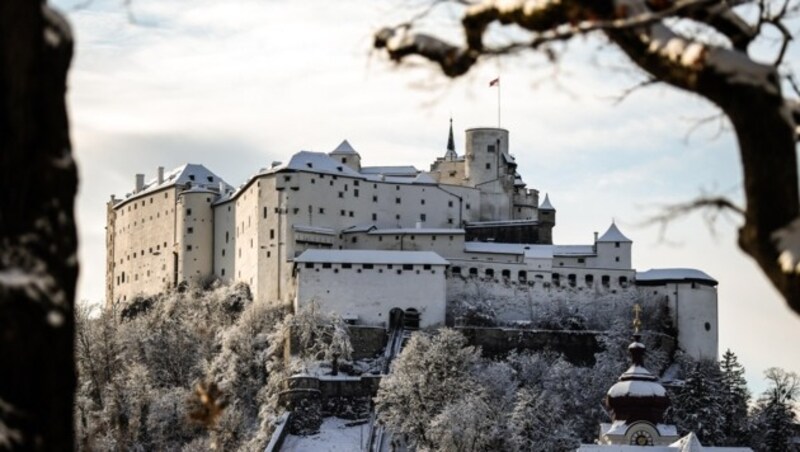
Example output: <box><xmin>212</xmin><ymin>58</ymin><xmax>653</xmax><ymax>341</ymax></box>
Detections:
<box><xmin>489</xmin><ymin>77</ymin><xmax>499</xmax><ymax>87</ymax></box>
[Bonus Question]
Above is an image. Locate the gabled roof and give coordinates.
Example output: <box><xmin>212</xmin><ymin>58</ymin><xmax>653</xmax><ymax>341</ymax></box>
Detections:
<box><xmin>296</xmin><ymin>249</ymin><xmax>448</xmax><ymax>265</ymax></box>
<box><xmin>115</xmin><ymin>163</ymin><xmax>230</xmax><ymax>208</ymax></box>
<box><xmin>636</xmin><ymin>268</ymin><xmax>718</xmax><ymax>286</ymax></box>
<box><xmin>273</xmin><ymin>151</ymin><xmax>362</xmax><ymax>178</ymax></box>
<box><xmin>330</xmin><ymin>139</ymin><xmax>359</xmax><ymax>155</ymax></box>
<box><xmin>598</xmin><ymin>222</ymin><xmax>631</xmax><ymax>242</ymax></box>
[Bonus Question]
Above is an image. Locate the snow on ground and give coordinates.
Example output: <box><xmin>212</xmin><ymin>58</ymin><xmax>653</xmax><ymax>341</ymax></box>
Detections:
<box><xmin>282</xmin><ymin>417</ymin><xmax>367</xmax><ymax>452</ymax></box>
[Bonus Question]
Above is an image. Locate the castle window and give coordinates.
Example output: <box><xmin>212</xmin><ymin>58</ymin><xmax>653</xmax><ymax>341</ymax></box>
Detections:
<box><xmin>221</xmin><ymin>268</ymin><xmax>226</xmax><ymax>276</ymax></box>
<box><xmin>349</xmin><ymin>211</ymin><xmax>354</xmax><ymax>217</ymax></box>
<box><xmin>311</xmin><ymin>178</ymin><xmax>315</xmax><ymax>184</ymax></box>
<box><xmin>448</xmin><ymin>219</ymin><xmax>454</xmax><ymax>224</ymax></box>
<box><xmin>186</xmin><ymin>208</ymin><xmax>192</xmax><ymax>216</ymax></box>
<box><xmin>577</xmin><ymin>258</ymin><xmax>585</xmax><ymax>263</ymax></box>
<box><xmin>487</xmin><ymin>144</ymin><xmax>496</xmax><ymax>153</ymax></box>
<box><xmin>448</xmin><ymin>200</ymin><xmax>453</xmax><ymax>207</ymax></box>
<box><xmin>395</xmin><ymin>214</ymin><xmax>400</xmax><ymax>220</ymax></box>
<box><xmin>373</xmin><ymin>195</ymin><xmax>378</xmax><ymax>202</ymax></box>
<box><xmin>354</xmin><ymin>189</ymin><xmax>359</xmax><ymax>197</ymax></box>
<box><xmin>518</xmin><ymin>270</ymin><xmax>527</xmax><ymax>282</ymax></box>
<box><xmin>410</xmin><ymin>235</ymin><xmax>415</xmax><ymax>240</ymax></box>
<box><xmin>330</xmin><ymin>181</ymin><xmax>334</xmax><ymax>186</ymax></box>
<box><xmin>619</xmin><ymin>276</ymin><xmax>628</xmax><ymax>287</ymax></box>
<box><xmin>342</xmin><ymin>263</ymin><xmax>352</xmax><ymax>269</ymax></box>
<box><xmin>225</xmin><ymin>232</ymin><xmax>229</xmax><ymax>243</ymax></box>
<box><xmin>270</xmin><ymin>229</ymin><xmax>275</xmax><ymax>239</ymax></box>
<box><xmin>402</xmin><ymin>264</ymin><xmax>413</xmax><ymax>270</ymax></box>
<box><xmin>378</xmin><ymin>236</ymin><xmax>382</xmax><ymax>242</ymax></box>
<box><xmin>187</xmin><ymin>227</ymin><xmax>194</xmax><ymax>234</ymax></box>
<box><xmin>354</xmin><ymin>180</ymin><xmax>359</xmax><ymax>186</ymax></box>
<box><xmin>293</xmin><ymin>208</ymin><xmax>299</xmax><ymax>214</ymax></box>
<box><xmin>423</xmin><ymin>264</ymin><xmax>432</xmax><ymax>270</ymax></box>
<box><xmin>585</xmin><ymin>274</ymin><xmax>594</xmax><ymax>286</ymax></box>
<box><xmin>362</xmin><ymin>264</ymin><xmax>373</xmax><ymax>269</ymax></box>
<box><xmin>322</xmin><ymin>263</ymin><xmax>332</xmax><ymax>269</ymax></box>
<box><xmin>601</xmin><ymin>275</ymin><xmax>610</xmax><ymax>287</ymax></box>
<box><xmin>452</xmin><ymin>266</ymin><xmax>461</xmax><ymax>275</ymax></box>
<box><xmin>372</xmin><ymin>213</ymin><xmax>377</xmax><ymax>221</ymax></box>
<box><xmin>284</xmin><ymin>176</ymin><xmax>291</xmax><ymax>182</ymax></box>
<box><xmin>133</xmin><ymin>252</ymin><xmax>137</xmax><ymax>258</ymax></box>
<box><xmin>373</xmin><ymin>184</ymin><xmax>377</xmax><ymax>189</ymax></box>
<box><xmin>317</xmin><ymin>207</ymin><xmax>324</xmax><ymax>214</ymax></box>
<box><xmin>552</xmin><ymin>273</ymin><xmax>560</xmax><ymax>286</ymax></box>
<box><xmin>485</xmin><ymin>268</ymin><xmax>494</xmax><ymax>278</ymax></box>
<box><xmin>395</xmin><ymin>197</ymin><xmax>401</xmax><ymax>204</ymax></box>
<box><xmin>186</xmin><ymin>245</ymin><xmax>192</xmax><ymax>251</ymax></box>
<box><xmin>396</xmin><ymin>185</ymin><xmax>400</xmax><ymax>191</ymax></box>
<box><xmin>267</xmin><ymin>251</ymin><xmax>271</xmax><ymax>257</ymax></box>
<box><xmin>615</xmin><ymin>257</ymin><xmax>620</xmax><ymax>262</ymax></box>
<box><xmin>305</xmin><ymin>263</ymin><xmax>314</xmax><ymax>269</ymax></box>
<box><xmin>344</xmin><ymin>184</ymin><xmax>348</xmax><ymax>191</ymax></box>
<box><xmin>340</xmin><ymin>209</ymin><xmax>346</xmax><ymax>216</ymax></box>
<box><xmin>420</xmin><ymin>214</ymin><xmax>426</xmax><ymax>221</ymax></box>
<box><xmin>149</xmin><ymin>198</ymin><xmax>153</xmax><ymax>204</ymax></box>
<box><xmin>263</xmin><ymin>207</ymin><xmax>267</xmax><ymax>218</ymax></box>
<box><xmin>465</xmin><ymin>203</ymin><xmax>471</xmax><ymax>210</ymax></box>
<box><xmin>705</xmin><ymin>322</ymin><xmax>711</xmax><ymax>331</ymax></box>
<box><xmin>352</xmin><ymin>237</ymin><xmax>357</xmax><ymax>243</ymax></box>
<box><xmin>502</xmin><ymin>269</ymin><xmax>511</xmax><ymax>279</ymax></box>
<box><xmin>449</xmin><ymin>171</ymin><xmax>457</xmax><ymax>177</ymax></box>
<box><xmin>189</xmin><ymin>175</ymin><xmax>195</xmax><ymax>181</ymax></box>
<box><xmin>338</xmin><ymin>192</ymin><xmax>344</xmax><ymax>198</ymax></box>
<box><xmin>568</xmin><ymin>274</ymin><xmax>576</xmax><ymax>287</ymax></box>
<box><xmin>341</xmin><ymin>157</ymin><xmax>346</xmax><ymax>164</ymax></box>
<box><xmin>486</xmin><ymin>163</ymin><xmax>491</xmax><ymax>170</ymax></box>
<box><xmin>420</xmin><ymin>199</ymin><xmax>425</xmax><ymax>205</ymax></box>
<box><xmin>615</xmin><ymin>241</ymin><xmax>620</xmax><ymax>248</ymax></box>
<box><xmin>222</xmin><ymin>249</ymin><xmax>226</xmax><ymax>256</ymax></box>
<box><xmin>165</xmin><ymin>193</ymin><xmax>168</xmax><ymax>199</ymax></box>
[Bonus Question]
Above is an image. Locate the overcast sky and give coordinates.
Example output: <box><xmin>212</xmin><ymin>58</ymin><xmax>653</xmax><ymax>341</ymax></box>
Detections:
<box><xmin>53</xmin><ymin>0</ymin><xmax>799</xmax><ymax>394</ymax></box>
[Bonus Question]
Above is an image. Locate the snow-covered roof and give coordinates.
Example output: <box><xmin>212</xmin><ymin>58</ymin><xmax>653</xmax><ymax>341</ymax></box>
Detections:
<box><xmin>553</xmin><ymin>245</ymin><xmax>596</xmax><ymax>256</ymax></box>
<box><xmin>598</xmin><ymin>222</ymin><xmax>632</xmax><ymax>242</ymax></box>
<box><xmin>282</xmin><ymin>417</ymin><xmax>363</xmax><ymax>452</ymax></box>
<box><xmin>539</xmin><ymin>193</ymin><xmax>555</xmax><ymax>210</ymax></box>
<box><xmin>271</xmin><ymin>151</ymin><xmax>363</xmax><ymax>178</ymax></box>
<box><xmin>369</xmin><ymin>228</ymin><xmax>465</xmax><ymax>235</ymax></box>
<box><xmin>329</xmin><ymin>139</ymin><xmax>359</xmax><ymax>155</ymax></box>
<box><xmin>296</xmin><ymin>249</ymin><xmax>448</xmax><ymax>265</ymax></box>
<box><xmin>360</xmin><ymin>165</ymin><xmax>419</xmax><ymax>176</ymax></box>
<box><xmin>413</xmin><ymin>173</ymin><xmax>437</xmax><ymax>184</ymax></box>
<box><xmin>115</xmin><ymin>163</ymin><xmax>230</xmax><ymax>208</ymax></box>
<box><xmin>636</xmin><ymin>268</ymin><xmax>717</xmax><ymax>286</ymax></box>
<box><xmin>607</xmin><ymin>380</ymin><xmax>667</xmax><ymax>398</ymax></box>
<box><xmin>292</xmin><ymin>225</ymin><xmax>336</xmax><ymax>236</ymax></box>
<box><xmin>466</xmin><ymin>219</ymin><xmax>539</xmax><ymax>227</ymax></box>
<box><xmin>463</xmin><ymin>242</ymin><xmax>555</xmax><ymax>259</ymax></box>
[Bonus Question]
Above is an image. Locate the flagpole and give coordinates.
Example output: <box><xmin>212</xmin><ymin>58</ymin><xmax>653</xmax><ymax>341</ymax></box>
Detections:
<box><xmin>497</xmin><ymin>78</ymin><xmax>501</xmax><ymax>128</ymax></box>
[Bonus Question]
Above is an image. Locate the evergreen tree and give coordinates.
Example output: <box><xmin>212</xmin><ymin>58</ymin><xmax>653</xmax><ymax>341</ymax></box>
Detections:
<box><xmin>718</xmin><ymin>349</ymin><xmax>751</xmax><ymax>446</ymax></box>
<box><xmin>749</xmin><ymin>368</ymin><xmax>799</xmax><ymax>452</ymax></box>
<box><xmin>669</xmin><ymin>360</ymin><xmax>726</xmax><ymax>445</ymax></box>
<box><xmin>508</xmin><ymin>387</ymin><xmax>579</xmax><ymax>452</ymax></box>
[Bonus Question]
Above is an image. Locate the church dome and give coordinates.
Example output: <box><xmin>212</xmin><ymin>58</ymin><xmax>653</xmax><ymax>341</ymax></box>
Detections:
<box><xmin>605</xmin><ymin>337</ymin><xmax>670</xmax><ymax>424</ymax></box>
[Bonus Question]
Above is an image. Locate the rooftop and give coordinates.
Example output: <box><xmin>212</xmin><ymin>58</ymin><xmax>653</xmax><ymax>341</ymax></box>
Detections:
<box><xmin>295</xmin><ymin>249</ymin><xmax>449</xmax><ymax>265</ymax></box>
<box><xmin>636</xmin><ymin>268</ymin><xmax>718</xmax><ymax>286</ymax></box>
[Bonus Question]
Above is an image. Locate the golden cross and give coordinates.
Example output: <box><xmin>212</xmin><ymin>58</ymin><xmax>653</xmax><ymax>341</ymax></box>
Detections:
<box><xmin>633</xmin><ymin>303</ymin><xmax>642</xmax><ymax>334</ymax></box>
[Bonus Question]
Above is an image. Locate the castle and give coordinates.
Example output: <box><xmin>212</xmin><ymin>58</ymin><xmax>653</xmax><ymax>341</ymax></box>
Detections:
<box><xmin>105</xmin><ymin>123</ymin><xmax>719</xmax><ymax>360</ymax></box>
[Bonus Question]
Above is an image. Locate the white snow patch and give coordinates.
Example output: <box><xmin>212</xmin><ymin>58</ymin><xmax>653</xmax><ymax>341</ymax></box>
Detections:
<box><xmin>607</xmin><ymin>380</ymin><xmax>666</xmax><ymax>398</ymax></box>
<box><xmin>773</xmin><ymin>216</ymin><xmax>800</xmax><ymax>274</ymax></box>
<box><xmin>282</xmin><ymin>417</ymin><xmax>366</xmax><ymax>452</ymax></box>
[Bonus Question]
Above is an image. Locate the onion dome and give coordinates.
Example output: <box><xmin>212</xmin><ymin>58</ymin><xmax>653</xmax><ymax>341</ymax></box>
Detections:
<box><xmin>605</xmin><ymin>334</ymin><xmax>670</xmax><ymax>424</ymax></box>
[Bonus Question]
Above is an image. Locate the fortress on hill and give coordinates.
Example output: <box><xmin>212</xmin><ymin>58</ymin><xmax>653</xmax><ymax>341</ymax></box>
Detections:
<box><xmin>105</xmin><ymin>122</ymin><xmax>720</xmax><ymax>360</ymax></box>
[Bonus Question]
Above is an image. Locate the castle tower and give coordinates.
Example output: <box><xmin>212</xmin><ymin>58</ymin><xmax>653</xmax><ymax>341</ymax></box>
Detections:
<box><xmin>538</xmin><ymin>194</ymin><xmax>556</xmax><ymax>244</ymax></box>
<box><xmin>464</xmin><ymin>127</ymin><xmax>509</xmax><ymax>186</ymax></box>
<box><xmin>595</xmin><ymin>221</ymin><xmax>632</xmax><ymax>269</ymax></box>
<box><xmin>329</xmin><ymin>139</ymin><xmax>361</xmax><ymax>172</ymax></box>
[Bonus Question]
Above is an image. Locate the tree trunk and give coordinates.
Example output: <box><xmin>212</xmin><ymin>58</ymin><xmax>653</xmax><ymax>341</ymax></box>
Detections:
<box><xmin>0</xmin><ymin>0</ymin><xmax>77</xmax><ymax>450</ymax></box>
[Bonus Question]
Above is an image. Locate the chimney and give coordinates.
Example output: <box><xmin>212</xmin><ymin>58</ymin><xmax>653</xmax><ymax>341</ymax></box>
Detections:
<box><xmin>219</xmin><ymin>181</ymin><xmax>226</xmax><ymax>193</ymax></box>
<box><xmin>135</xmin><ymin>174</ymin><xmax>144</xmax><ymax>193</ymax></box>
<box><xmin>594</xmin><ymin>231</ymin><xmax>598</xmax><ymax>243</ymax></box>
<box><xmin>157</xmin><ymin>166</ymin><xmax>164</xmax><ymax>184</ymax></box>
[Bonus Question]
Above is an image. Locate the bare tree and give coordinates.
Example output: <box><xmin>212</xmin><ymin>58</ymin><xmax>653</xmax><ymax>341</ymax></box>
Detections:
<box><xmin>374</xmin><ymin>0</ymin><xmax>800</xmax><ymax>316</ymax></box>
<box><xmin>0</xmin><ymin>0</ymin><xmax>77</xmax><ymax>449</ymax></box>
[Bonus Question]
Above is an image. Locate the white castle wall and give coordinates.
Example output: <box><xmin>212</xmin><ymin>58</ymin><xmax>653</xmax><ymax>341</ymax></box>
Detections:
<box><xmin>295</xmin><ymin>262</ymin><xmax>447</xmax><ymax>328</ymax></box>
<box><xmin>177</xmin><ymin>191</ymin><xmax>215</xmax><ymax>283</ymax></box>
<box><xmin>644</xmin><ymin>282</ymin><xmax>718</xmax><ymax>360</ymax></box>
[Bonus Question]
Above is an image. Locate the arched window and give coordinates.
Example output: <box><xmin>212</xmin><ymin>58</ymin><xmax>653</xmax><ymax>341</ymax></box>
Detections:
<box><xmin>469</xmin><ymin>267</ymin><xmax>478</xmax><ymax>276</ymax></box>
<box><xmin>518</xmin><ymin>270</ymin><xmax>527</xmax><ymax>282</ymax></box>
<box><xmin>501</xmin><ymin>269</ymin><xmax>511</xmax><ymax>279</ymax></box>
<box><xmin>552</xmin><ymin>273</ymin><xmax>561</xmax><ymax>286</ymax></box>
<box><xmin>619</xmin><ymin>276</ymin><xmax>628</xmax><ymax>287</ymax></box>
<box><xmin>451</xmin><ymin>266</ymin><xmax>462</xmax><ymax>275</ymax></box>
<box><xmin>485</xmin><ymin>268</ymin><xmax>495</xmax><ymax>278</ymax></box>
<box><xmin>568</xmin><ymin>274</ymin><xmax>576</xmax><ymax>287</ymax></box>
<box><xmin>585</xmin><ymin>274</ymin><xmax>594</xmax><ymax>287</ymax></box>
<box><xmin>601</xmin><ymin>275</ymin><xmax>610</xmax><ymax>287</ymax></box>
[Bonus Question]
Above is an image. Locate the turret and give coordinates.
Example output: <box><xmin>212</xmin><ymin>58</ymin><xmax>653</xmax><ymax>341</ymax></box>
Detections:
<box><xmin>330</xmin><ymin>140</ymin><xmax>361</xmax><ymax>172</ymax></box>
<box><xmin>538</xmin><ymin>194</ymin><xmax>556</xmax><ymax>244</ymax></box>
<box><xmin>595</xmin><ymin>221</ymin><xmax>632</xmax><ymax>269</ymax></box>
<box><xmin>464</xmin><ymin>127</ymin><xmax>509</xmax><ymax>186</ymax></box>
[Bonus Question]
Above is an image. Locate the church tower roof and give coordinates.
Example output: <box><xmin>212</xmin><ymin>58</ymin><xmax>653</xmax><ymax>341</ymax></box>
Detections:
<box><xmin>604</xmin><ymin>305</ymin><xmax>670</xmax><ymax>424</ymax></box>
<box><xmin>444</xmin><ymin>118</ymin><xmax>458</xmax><ymax>161</ymax></box>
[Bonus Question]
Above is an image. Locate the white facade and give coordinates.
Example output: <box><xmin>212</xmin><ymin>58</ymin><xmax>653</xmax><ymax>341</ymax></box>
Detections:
<box><xmin>106</xmin><ymin>125</ymin><xmax>720</xmax><ymax>359</ymax></box>
<box><xmin>294</xmin><ymin>250</ymin><xmax>447</xmax><ymax>328</ymax></box>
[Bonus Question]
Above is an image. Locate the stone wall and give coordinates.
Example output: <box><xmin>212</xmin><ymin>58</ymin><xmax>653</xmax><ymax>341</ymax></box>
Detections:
<box><xmin>456</xmin><ymin>326</ymin><xmax>602</xmax><ymax>365</ymax></box>
<box><xmin>348</xmin><ymin>325</ymin><xmax>387</xmax><ymax>360</ymax></box>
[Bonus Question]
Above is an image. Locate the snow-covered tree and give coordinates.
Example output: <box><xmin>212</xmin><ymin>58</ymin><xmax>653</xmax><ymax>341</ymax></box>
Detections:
<box><xmin>508</xmin><ymin>387</ymin><xmax>579</xmax><ymax>452</ymax></box>
<box><xmin>749</xmin><ymin>367</ymin><xmax>799</xmax><ymax>452</ymax></box>
<box><xmin>719</xmin><ymin>349</ymin><xmax>751</xmax><ymax>446</ymax></box>
<box><xmin>375</xmin><ymin>329</ymin><xmax>482</xmax><ymax>450</ymax></box>
<box><xmin>669</xmin><ymin>360</ymin><xmax>726</xmax><ymax>444</ymax></box>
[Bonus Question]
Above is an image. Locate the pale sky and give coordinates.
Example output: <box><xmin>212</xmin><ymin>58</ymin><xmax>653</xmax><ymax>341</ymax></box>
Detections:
<box><xmin>53</xmin><ymin>0</ymin><xmax>799</xmax><ymax>395</ymax></box>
